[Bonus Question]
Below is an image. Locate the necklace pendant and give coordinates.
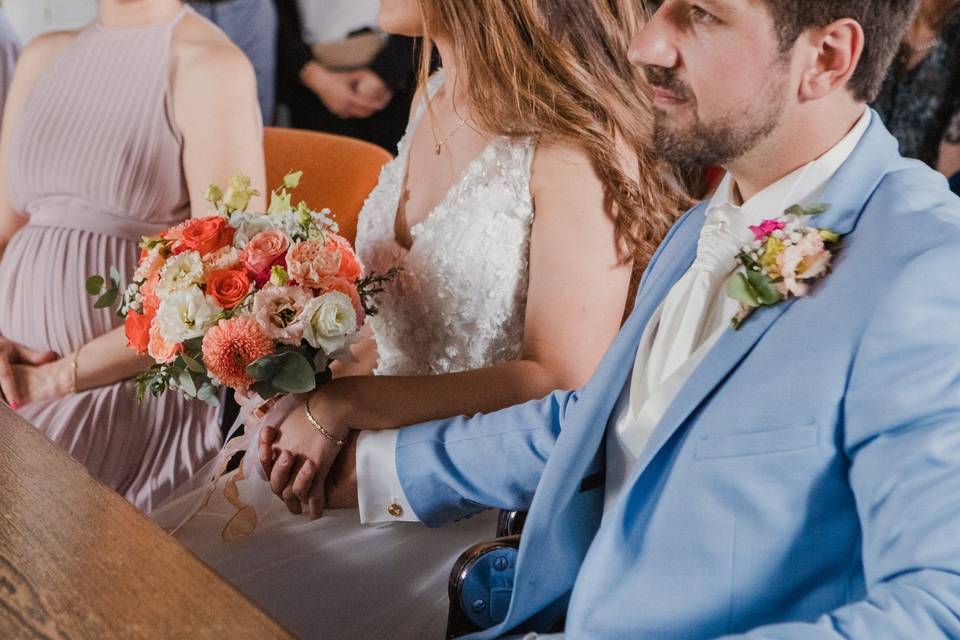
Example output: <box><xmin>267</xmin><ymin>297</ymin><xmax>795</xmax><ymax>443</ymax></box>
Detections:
<box><xmin>434</xmin><ymin>143</ymin><xmax>443</xmax><ymax>155</ymax></box>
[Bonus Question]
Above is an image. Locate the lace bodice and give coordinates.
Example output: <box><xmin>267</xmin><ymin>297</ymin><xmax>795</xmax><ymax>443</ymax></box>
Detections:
<box><xmin>355</xmin><ymin>72</ymin><xmax>535</xmax><ymax>375</ymax></box>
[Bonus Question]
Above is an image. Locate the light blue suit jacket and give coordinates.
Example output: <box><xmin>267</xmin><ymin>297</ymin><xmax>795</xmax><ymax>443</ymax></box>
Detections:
<box><xmin>396</xmin><ymin>114</ymin><xmax>960</xmax><ymax>638</ymax></box>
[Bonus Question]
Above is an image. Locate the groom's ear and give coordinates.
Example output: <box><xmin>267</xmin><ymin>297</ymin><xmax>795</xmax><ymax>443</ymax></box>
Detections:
<box><xmin>797</xmin><ymin>18</ymin><xmax>865</xmax><ymax>103</ymax></box>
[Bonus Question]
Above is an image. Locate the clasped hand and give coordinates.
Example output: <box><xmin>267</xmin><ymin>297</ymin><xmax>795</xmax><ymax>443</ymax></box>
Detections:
<box><xmin>0</xmin><ymin>336</ymin><xmax>63</xmax><ymax>409</ymax></box>
<box><xmin>258</xmin><ymin>397</ymin><xmax>358</xmax><ymax>520</ymax></box>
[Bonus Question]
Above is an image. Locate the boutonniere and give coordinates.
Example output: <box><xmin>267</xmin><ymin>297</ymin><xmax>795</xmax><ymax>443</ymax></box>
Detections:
<box><xmin>725</xmin><ymin>203</ymin><xmax>841</xmax><ymax>330</ymax></box>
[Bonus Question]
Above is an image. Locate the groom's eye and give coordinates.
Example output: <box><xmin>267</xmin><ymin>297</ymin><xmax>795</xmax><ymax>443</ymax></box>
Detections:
<box><xmin>688</xmin><ymin>4</ymin><xmax>719</xmax><ymax>25</ymax></box>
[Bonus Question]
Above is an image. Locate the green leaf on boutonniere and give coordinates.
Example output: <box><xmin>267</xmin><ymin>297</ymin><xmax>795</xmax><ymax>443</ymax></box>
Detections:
<box><xmin>803</xmin><ymin>203</ymin><xmax>830</xmax><ymax>215</ymax></box>
<box><xmin>745</xmin><ymin>270</ymin><xmax>783</xmax><ymax>306</ymax></box>
<box><xmin>784</xmin><ymin>204</ymin><xmax>806</xmax><ymax>217</ymax></box>
<box><xmin>725</xmin><ymin>272</ymin><xmax>760</xmax><ymax>307</ymax></box>
<box><xmin>819</xmin><ymin>229</ymin><xmax>840</xmax><ymax>243</ymax></box>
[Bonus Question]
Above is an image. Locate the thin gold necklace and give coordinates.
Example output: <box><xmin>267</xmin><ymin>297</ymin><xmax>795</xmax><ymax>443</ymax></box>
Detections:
<box><xmin>432</xmin><ymin>117</ymin><xmax>470</xmax><ymax>155</ymax></box>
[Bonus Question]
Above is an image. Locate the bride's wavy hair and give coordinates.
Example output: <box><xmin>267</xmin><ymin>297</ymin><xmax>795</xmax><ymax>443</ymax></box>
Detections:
<box><xmin>415</xmin><ymin>0</ymin><xmax>688</xmax><ymax>265</ymax></box>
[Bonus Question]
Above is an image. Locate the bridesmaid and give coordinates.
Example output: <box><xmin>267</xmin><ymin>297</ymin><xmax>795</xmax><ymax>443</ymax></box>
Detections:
<box><xmin>0</xmin><ymin>0</ymin><xmax>265</xmax><ymax>510</ymax></box>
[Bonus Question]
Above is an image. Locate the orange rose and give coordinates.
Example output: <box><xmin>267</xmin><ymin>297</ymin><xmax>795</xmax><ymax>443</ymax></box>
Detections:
<box><xmin>206</xmin><ymin>268</ymin><xmax>251</xmax><ymax>309</ymax></box>
<box><xmin>124</xmin><ymin>310</ymin><xmax>152</xmax><ymax>355</ymax></box>
<box><xmin>178</xmin><ymin>216</ymin><xmax>235</xmax><ymax>256</ymax></box>
<box><xmin>148</xmin><ymin>323</ymin><xmax>182</xmax><ymax>364</ymax></box>
<box><xmin>328</xmin><ymin>233</ymin><xmax>364</xmax><ymax>283</ymax></box>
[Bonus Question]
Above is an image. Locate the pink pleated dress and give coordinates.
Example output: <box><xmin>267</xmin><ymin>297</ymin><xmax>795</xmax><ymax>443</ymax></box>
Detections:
<box><xmin>0</xmin><ymin>7</ymin><xmax>221</xmax><ymax>511</ymax></box>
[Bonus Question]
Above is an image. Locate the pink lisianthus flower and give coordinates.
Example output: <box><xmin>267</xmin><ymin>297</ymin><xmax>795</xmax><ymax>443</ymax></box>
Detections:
<box><xmin>749</xmin><ymin>219</ymin><xmax>786</xmax><ymax>242</ymax></box>
<box><xmin>775</xmin><ymin>229</ymin><xmax>831</xmax><ymax>297</ymax></box>
<box><xmin>252</xmin><ymin>286</ymin><xmax>311</xmax><ymax>345</ymax></box>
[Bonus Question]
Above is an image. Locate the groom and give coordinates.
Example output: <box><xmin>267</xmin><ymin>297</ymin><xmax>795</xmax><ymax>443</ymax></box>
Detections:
<box><xmin>272</xmin><ymin>0</ymin><xmax>960</xmax><ymax>636</ymax></box>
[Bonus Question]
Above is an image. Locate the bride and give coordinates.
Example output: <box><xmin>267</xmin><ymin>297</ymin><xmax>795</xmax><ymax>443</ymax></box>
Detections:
<box><xmin>154</xmin><ymin>0</ymin><xmax>683</xmax><ymax>637</ymax></box>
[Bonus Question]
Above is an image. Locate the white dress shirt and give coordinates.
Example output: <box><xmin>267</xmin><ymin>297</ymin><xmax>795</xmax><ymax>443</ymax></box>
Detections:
<box><xmin>297</xmin><ymin>0</ymin><xmax>380</xmax><ymax>45</ymax></box>
<box><xmin>358</xmin><ymin>109</ymin><xmax>871</xmax><ymax>525</ymax></box>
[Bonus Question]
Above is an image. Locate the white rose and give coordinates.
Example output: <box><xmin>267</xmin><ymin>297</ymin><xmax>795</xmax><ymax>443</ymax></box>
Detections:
<box><xmin>301</xmin><ymin>291</ymin><xmax>357</xmax><ymax>354</ymax></box>
<box><xmin>157</xmin><ymin>286</ymin><xmax>220</xmax><ymax>343</ymax></box>
<box><xmin>229</xmin><ymin>212</ymin><xmax>273</xmax><ymax>249</ymax></box>
<box><xmin>156</xmin><ymin>251</ymin><xmax>204</xmax><ymax>296</ymax></box>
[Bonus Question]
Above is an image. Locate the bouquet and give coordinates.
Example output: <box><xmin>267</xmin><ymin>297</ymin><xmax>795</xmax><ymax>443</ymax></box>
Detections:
<box><xmin>87</xmin><ymin>172</ymin><xmax>395</xmax><ymax>405</ymax></box>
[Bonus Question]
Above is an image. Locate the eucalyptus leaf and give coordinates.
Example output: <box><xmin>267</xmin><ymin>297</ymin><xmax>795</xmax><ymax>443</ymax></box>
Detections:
<box><xmin>198</xmin><ymin>383</ymin><xmax>220</xmax><ymax>407</ymax></box>
<box><xmin>251</xmin><ymin>380</ymin><xmax>281</xmax><ymax>400</ymax></box>
<box><xmin>745</xmin><ymin>270</ymin><xmax>783</xmax><ymax>306</ymax></box>
<box><xmin>85</xmin><ymin>275</ymin><xmax>105</xmax><ymax>296</ymax></box>
<box><xmin>803</xmin><ymin>202</ymin><xmax>830</xmax><ymax>215</ymax></box>
<box><xmin>109</xmin><ymin>266</ymin><xmax>122</xmax><ymax>287</ymax></box>
<box><xmin>180</xmin><ymin>352</ymin><xmax>205</xmax><ymax>373</ymax></box>
<box><xmin>178</xmin><ymin>370</ymin><xmax>198</xmax><ymax>397</ymax></box>
<box><xmin>246</xmin><ymin>353</ymin><xmax>284</xmax><ymax>382</ymax></box>
<box><xmin>94</xmin><ymin>288</ymin><xmax>119</xmax><ymax>309</ymax></box>
<box><xmin>272</xmin><ymin>351</ymin><xmax>317</xmax><ymax>394</ymax></box>
<box><xmin>725</xmin><ymin>272</ymin><xmax>759</xmax><ymax>307</ymax></box>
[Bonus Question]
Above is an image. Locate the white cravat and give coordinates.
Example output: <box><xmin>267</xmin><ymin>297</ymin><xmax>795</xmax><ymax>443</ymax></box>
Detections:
<box><xmin>604</xmin><ymin>110</ymin><xmax>872</xmax><ymax>512</ymax></box>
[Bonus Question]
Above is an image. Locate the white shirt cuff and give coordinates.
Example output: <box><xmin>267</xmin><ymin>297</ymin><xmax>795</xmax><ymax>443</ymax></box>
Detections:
<box><xmin>356</xmin><ymin>429</ymin><xmax>419</xmax><ymax>524</ymax></box>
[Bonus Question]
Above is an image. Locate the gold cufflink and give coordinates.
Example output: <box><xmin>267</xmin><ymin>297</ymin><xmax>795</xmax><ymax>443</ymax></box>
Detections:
<box><xmin>387</xmin><ymin>503</ymin><xmax>403</xmax><ymax>517</ymax></box>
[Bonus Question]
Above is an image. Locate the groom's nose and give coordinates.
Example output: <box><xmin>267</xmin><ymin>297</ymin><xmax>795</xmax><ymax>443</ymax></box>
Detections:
<box><xmin>629</xmin><ymin>2</ymin><xmax>679</xmax><ymax>71</ymax></box>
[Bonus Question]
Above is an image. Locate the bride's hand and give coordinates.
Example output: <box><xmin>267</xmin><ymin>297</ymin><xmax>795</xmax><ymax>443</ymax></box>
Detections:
<box><xmin>265</xmin><ymin>398</ymin><xmax>350</xmax><ymax>519</ymax></box>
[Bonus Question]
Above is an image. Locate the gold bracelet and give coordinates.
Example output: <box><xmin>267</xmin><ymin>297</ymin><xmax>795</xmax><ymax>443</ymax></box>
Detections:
<box><xmin>303</xmin><ymin>399</ymin><xmax>347</xmax><ymax>447</ymax></box>
<box><xmin>69</xmin><ymin>346</ymin><xmax>81</xmax><ymax>394</ymax></box>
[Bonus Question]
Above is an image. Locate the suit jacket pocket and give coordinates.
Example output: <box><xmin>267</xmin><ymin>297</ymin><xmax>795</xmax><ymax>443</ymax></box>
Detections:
<box><xmin>695</xmin><ymin>424</ymin><xmax>819</xmax><ymax>460</ymax></box>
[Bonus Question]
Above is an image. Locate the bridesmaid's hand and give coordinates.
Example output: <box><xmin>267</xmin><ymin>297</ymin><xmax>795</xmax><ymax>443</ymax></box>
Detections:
<box><xmin>0</xmin><ymin>338</ymin><xmax>58</xmax><ymax>408</ymax></box>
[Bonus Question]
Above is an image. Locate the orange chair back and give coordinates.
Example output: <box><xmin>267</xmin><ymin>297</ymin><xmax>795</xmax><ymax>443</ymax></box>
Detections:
<box><xmin>263</xmin><ymin>127</ymin><xmax>393</xmax><ymax>245</ymax></box>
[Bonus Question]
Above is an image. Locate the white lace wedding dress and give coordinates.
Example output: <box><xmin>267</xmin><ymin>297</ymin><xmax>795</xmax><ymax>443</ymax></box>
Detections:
<box><xmin>151</xmin><ymin>72</ymin><xmax>536</xmax><ymax>639</ymax></box>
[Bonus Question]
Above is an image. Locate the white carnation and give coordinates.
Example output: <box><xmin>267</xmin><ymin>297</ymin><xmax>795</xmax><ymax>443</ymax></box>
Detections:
<box><xmin>156</xmin><ymin>251</ymin><xmax>204</xmax><ymax>296</ymax></box>
<box><xmin>157</xmin><ymin>287</ymin><xmax>220</xmax><ymax>343</ymax></box>
<box><xmin>229</xmin><ymin>212</ymin><xmax>273</xmax><ymax>248</ymax></box>
<box><xmin>301</xmin><ymin>291</ymin><xmax>357</xmax><ymax>354</ymax></box>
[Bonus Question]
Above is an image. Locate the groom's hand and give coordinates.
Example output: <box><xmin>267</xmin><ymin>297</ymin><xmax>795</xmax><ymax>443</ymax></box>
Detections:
<box><xmin>325</xmin><ymin>432</ymin><xmax>359</xmax><ymax>510</ymax></box>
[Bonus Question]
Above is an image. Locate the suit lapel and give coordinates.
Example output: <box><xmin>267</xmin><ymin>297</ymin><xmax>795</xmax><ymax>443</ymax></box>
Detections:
<box><xmin>621</xmin><ymin>110</ymin><xmax>900</xmax><ymax>487</ymax></box>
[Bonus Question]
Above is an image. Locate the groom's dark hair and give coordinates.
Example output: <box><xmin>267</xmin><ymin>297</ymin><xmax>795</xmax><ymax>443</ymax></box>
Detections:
<box><xmin>760</xmin><ymin>0</ymin><xmax>919</xmax><ymax>102</ymax></box>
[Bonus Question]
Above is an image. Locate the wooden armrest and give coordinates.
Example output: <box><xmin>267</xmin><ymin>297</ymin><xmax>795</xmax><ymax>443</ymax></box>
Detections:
<box><xmin>446</xmin><ymin>535</ymin><xmax>521</xmax><ymax>639</ymax></box>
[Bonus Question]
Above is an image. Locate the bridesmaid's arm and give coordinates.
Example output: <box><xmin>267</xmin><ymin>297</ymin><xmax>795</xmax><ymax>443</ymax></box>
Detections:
<box><xmin>171</xmin><ymin>13</ymin><xmax>267</xmax><ymax>216</ymax></box>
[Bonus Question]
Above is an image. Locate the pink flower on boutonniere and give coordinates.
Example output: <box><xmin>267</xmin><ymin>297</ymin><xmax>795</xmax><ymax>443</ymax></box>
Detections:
<box><xmin>725</xmin><ymin>203</ymin><xmax>839</xmax><ymax>329</ymax></box>
<box><xmin>748</xmin><ymin>219</ymin><xmax>786</xmax><ymax>241</ymax></box>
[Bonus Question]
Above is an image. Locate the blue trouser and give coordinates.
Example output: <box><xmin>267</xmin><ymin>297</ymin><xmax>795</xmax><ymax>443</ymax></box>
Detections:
<box><xmin>190</xmin><ymin>0</ymin><xmax>277</xmax><ymax>124</ymax></box>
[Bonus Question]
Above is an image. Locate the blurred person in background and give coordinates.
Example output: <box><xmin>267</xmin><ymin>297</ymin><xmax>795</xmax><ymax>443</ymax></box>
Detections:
<box><xmin>274</xmin><ymin>0</ymin><xmax>419</xmax><ymax>151</ymax></box>
<box><xmin>2</xmin><ymin>0</ymin><xmax>98</xmax><ymax>43</ymax></box>
<box><xmin>189</xmin><ymin>0</ymin><xmax>278</xmax><ymax>123</ymax></box>
<box><xmin>874</xmin><ymin>0</ymin><xmax>960</xmax><ymax>179</ymax></box>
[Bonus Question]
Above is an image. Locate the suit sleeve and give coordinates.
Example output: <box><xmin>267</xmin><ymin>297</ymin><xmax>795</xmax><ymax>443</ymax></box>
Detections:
<box><xmin>715</xmin><ymin>240</ymin><xmax>960</xmax><ymax>639</ymax></box>
<box><xmin>395</xmin><ymin>389</ymin><xmax>577</xmax><ymax>527</ymax></box>
<box><xmin>273</xmin><ymin>0</ymin><xmax>312</xmax><ymax>98</ymax></box>
<box><xmin>367</xmin><ymin>35</ymin><xmax>418</xmax><ymax>94</ymax></box>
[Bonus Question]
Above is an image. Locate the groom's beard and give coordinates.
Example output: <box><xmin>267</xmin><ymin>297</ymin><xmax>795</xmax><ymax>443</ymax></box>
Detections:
<box><xmin>645</xmin><ymin>65</ymin><xmax>788</xmax><ymax>169</ymax></box>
